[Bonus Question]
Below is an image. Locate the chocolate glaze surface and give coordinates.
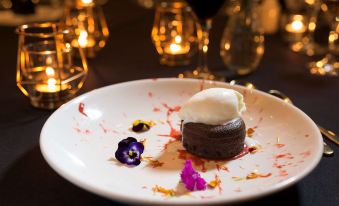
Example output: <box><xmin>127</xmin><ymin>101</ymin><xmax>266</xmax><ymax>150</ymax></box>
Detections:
<box><xmin>182</xmin><ymin>117</ymin><xmax>246</xmax><ymax>159</ymax></box>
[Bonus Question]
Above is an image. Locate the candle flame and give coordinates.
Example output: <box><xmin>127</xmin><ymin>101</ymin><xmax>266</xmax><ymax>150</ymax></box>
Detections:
<box><xmin>46</xmin><ymin>56</ymin><xmax>53</xmax><ymax>65</ymax></box>
<box><xmin>169</xmin><ymin>43</ymin><xmax>182</xmax><ymax>53</ymax></box>
<box><xmin>203</xmin><ymin>45</ymin><xmax>208</xmax><ymax>52</ymax></box>
<box><xmin>47</xmin><ymin>78</ymin><xmax>57</xmax><ymax>91</ymax></box>
<box><xmin>78</xmin><ymin>30</ymin><xmax>88</xmax><ymax>48</ymax></box>
<box><xmin>174</xmin><ymin>35</ymin><xmax>182</xmax><ymax>44</ymax></box>
<box><xmin>81</xmin><ymin>0</ymin><xmax>93</xmax><ymax>4</ymax></box>
<box><xmin>45</xmin><ymin>67</ymin><xmax>55</xmax><ymax>76</ymax></box>
<box><xmin>291</xmin><ymin>20</ymin><xmax>303</xmax><ymax>31</ymax></box>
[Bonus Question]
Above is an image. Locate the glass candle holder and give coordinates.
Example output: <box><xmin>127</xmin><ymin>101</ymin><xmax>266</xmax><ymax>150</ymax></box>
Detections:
<box><xmin>62</xmin><ymin>0</ymin><xmax>109</xmax><ymax>58</ymax></box>
<box><xmin>16</xmin><ymin>22</ymin><xmax>88</xmax><ymax>110</ymax></box>
<box><xmin>282</xmin><ymin>0</ymin><xmax>325</xmax><ymax>56</ymax></box>
<box><xmin>282</xmin><ymin>14</ymin><xmax>308</xmax><ymax>44</ymax></box>
<box><xmin>220</xmin><ymin>0</ymin><xmax>264</xmax><ymax>76</ymax></box>
<box><xmin>151</xmin><ymin>0</ymin><xmax>198</xmax><ymax>66</ymax></box>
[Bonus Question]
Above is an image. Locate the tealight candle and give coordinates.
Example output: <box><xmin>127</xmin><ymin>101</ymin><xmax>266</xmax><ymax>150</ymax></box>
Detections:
<box><xmin>34</xmin><ymin>67</ymin><xmax>69</xmax><ymax>93</ymax></box>
<box><xmin>285</xmin><ymin>15</ymin><xmax>307</xmax><ymax>34</ymax></box>
<box><xmin>72</xmin><ymin>30</ymin><xmax>96</xmax><ymax>48</ymax></box>
<box><xmin>35</xmin><ymin>78</ymin><xmax>69</xmax><ymax>93</ymax></box>
<box><xmin>164</xmin><ymin>43</ymin><xmax>190</xmax><ymax>55</ymax></box>
<box><xmin>16</xmin><ymin>22</ymin><xmax>88</xmax><ymax>110</ymax></box>
<box><xmin>163</xmin><ymin>35</ymin><xmax>190</xmax><ymax>55</ymax></box>
<box><xmin>77</xmin><ymin>0</ymin><xmax>93</xmax><ymax>7</ymax></box>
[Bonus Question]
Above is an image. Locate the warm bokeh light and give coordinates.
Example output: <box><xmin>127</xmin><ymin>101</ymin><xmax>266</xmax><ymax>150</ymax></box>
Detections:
<box><xmin>47</xmin><ymin>78</ymin><xmax>57</xmax><ymax>91</ymax></box>
<box><xmin>81</xmin><ymin>0</ymin><xmax>93</xmax><ymax>4</ymax></box>
<box><xmin>291</xmin><ymin>20</ymin><xmax>303</xmax><ymax>31</ymax></box>
<box><xmin>169</xmin><ymin>43</ymin><xmax>182</xmax><ymax>53</ymax></box>
<box><xmin>285</xmin><ymin>15</ymin><xmax>306</xmax><ymax>34</ymax></box>
<box><xmin>78</xmin><ymin>30</ymin><xmax>89</xmax><ymax>48</ymax></box>
<box><xmin>45</xmin><ymin>67</ymin><xmax>55</xmax><ymax>76</ymax></box>
<box><xmin>174</xmin><ymin>35</ymin><xmax>182</xmax><ymax>43</ymax></box>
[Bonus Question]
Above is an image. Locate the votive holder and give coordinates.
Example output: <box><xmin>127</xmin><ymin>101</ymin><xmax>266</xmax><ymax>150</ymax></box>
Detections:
<box><xmin>62</xmin><ymin>0</ymin><xmax>109</xmax><ymax>58</ymax></box>
<box><xmin>16</xmin><ymin>22</ymin><xmax>88</xmax><ymax>109</ymax></box>
<box><xmin>151</xmin><ymin>0</ymin><xmax>198</xmax><ymax>66</ymax></box>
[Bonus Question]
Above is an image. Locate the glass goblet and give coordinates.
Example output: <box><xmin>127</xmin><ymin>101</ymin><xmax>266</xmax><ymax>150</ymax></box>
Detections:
<box><xmin>308</xmin><ymin>0</ymin><xmax>339</xmax><ymax>76</ymax></box>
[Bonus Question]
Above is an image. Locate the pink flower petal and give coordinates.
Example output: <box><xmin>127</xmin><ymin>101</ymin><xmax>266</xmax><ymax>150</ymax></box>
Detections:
<box><xmin>180</xmin><ymin>160</ymin><xmax>206</xmax><ymax>191</ymax></box>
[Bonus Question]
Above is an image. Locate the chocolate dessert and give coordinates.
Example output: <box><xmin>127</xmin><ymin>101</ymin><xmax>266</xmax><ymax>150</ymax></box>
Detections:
<box><xmin>182</xmin><ymin>117</ymin><xmax>246</xmax><ymax>159</ymax></box>
<box><xmin>178</xmin><ymin>88</ymin><xmax>247</xmax><ymax>159</ymax></box>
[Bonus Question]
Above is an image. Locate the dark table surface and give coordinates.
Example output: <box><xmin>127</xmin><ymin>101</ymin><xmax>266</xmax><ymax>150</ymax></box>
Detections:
<box><xmin>0</xmin><ymin>1</ymin><xmax>339</xmax><ymax>205</ymax></box>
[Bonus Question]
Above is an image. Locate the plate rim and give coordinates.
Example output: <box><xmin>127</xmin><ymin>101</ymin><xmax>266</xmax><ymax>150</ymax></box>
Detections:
<box><xmin>40</xmin><ymin>78</ymin><xmax>323</xmax><ymax>205</ymax></box>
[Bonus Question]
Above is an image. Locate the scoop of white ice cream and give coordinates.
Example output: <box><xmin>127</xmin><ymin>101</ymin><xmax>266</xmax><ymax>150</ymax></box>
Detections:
<box><xmin>178</xmin><ymin>88</ymin><xmax>246</xmax><ymax>125</ymax></box>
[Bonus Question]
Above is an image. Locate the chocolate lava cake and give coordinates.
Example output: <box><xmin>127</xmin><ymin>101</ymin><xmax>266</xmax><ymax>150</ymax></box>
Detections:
<box><xmin>181</xmin><ymin>117</ymin><xmax>246</xmax><ymax>159</ymax></box>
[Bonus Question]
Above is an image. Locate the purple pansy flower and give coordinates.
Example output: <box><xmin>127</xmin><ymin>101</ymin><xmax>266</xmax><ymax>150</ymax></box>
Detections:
<box><xmin>115</xmin><ymin>137</ymin><xmax>144</xmax><ymax>166</ymax></box>
<box><xmin>180</xmin><ymin>160</ymin><xmax>206</xmax><ymax>191</ymax></box>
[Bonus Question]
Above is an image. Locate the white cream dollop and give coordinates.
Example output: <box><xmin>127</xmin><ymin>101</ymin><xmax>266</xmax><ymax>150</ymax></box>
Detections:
<box><xmin>178</xmin><ymin>88</ymin><xmax>246</xmax><ymax>125</ymax></box>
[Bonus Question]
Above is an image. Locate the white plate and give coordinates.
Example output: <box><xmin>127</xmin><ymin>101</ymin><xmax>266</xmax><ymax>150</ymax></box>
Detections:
<box><xmin>40</xmin><ymin>78</ymin><xmax>323</xmax><ymax>205</ymax></box>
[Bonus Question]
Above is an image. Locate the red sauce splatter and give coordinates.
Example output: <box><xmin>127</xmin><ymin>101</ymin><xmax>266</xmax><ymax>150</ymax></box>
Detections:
<box><xmin>273</xmin><ymin>162</ymin><xmax>285</xmax><ymax>169</ymax></box>
<box><xmin>158</xmin><ymin>103</ymin><xmax>182</xmax><ymax>139</ymax></box>
<box><xmin>161</xmin><ymin>139</ymin><xmax>178</xmax><ymax>151</ymax></box>
<box><xmin>78</xmin><ymin>103</ymin><xmax>88</xmax><ymax>117</ymax></box>
<box><xmin>153</xmin><ymin>107</ymin><xmax>161</xmax><ymax>112</ymax></box>
<box><xmin>300</xmin><ymin>150</ymin><xmax>311</xmax><ymax>158</ymax></box>
<box><xmin>177</xmin><ymin>146</ymin><xmax>250</xmax><ymax>172</ymax></box>
<box><xmin>99</xmin><ymin>123</ymin><xmax>108</xmax><ymax>134</ymax></box>
<box><xmin>253</xmin><ymin>117</ymin><xmax>263</xmax><ymax>129</ymax></box>
<box><xmin>234</xmin><ymin>188</ymin><xmax>242</xmax><ymax>192</ymax></box>
<box><xmin>248</xmin><ymin>147</ymin><xmax>257</xmax><ymax>153</ymax></box>
<box><xmin>215</xmin><ymin>175</ymin><xmax>222</xmax><ymax>194</ymax></box>
<box><xmin>73</xmin><ymin>127</ymin><xmax>92</xmax><ymax>135</ymax></box>
<box><xmin>279</xmin><ymin>170</ymin><xmax>288</xmax><ymax>177</ymax></box>
<box><xmin>272</xmin><ymin>153</ymin><xmax>294</xmax><ymax>177</ymax></box>
<box><xmin>275</xmin><ymin>153</ymin><xmax>294</xmax><ymax>159</ymax></box>
<box><xmin>74</xmin><ymin>127</ymin><xmax>81</xmax><ymax>133</ymax></box>
<box><xmin>199</xmin><ymin>79</ymin><xmax>205</xmax><ymax>91</ymax></box>
<box><xmin>177</xmin><ymin>149</ymin><xmax>208</xmax><ymax>172</ymax></box>
<box><xmin>230</xmin><ymin>145</ymin><xmax>250</xmax><ymax>160</ymax></box>
<box><xmin>148</xmin><ymin>92</ymin><xmax>153</xmax><ymax>98</ymax></box>
<box><xmin>169</xmin><ymin>128</ymin><xmax>181</xmax><ymax>139</ymax></box>
<box><xmin>275</xmin><ymin>143</ymin><xmax>285</xmax><ymax>148</ymax></box>
<box><xmin>259</xmin><ymin>173</ymin><xmax>272</xmax><ymax>178</ymax></box>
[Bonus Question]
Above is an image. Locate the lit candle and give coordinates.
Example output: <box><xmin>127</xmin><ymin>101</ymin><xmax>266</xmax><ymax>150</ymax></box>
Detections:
<box><xmin>164</xmin><ymin>35</ymin><xmax>190</xmax><ymax>55</ymax></box>
<box><xmin>285</xmin><ymin>15</ymin><xmax>307</xmax><ymax>34</ymax></box>
<box><xmin>72</xmin><ymin>30</ymin><xmax>96</xmax><ymax>48</ymax></box>
<box><xmin>77</xmin><ymin>0</ymin><xmax>93</xmax><ymax>7</ymax></box>
<box><xmin>35</xmin><ymin>67</ymin><xmax>68</xmax><ymax>93</ymax></box>
<box><xmin>35</xmin><ymin>78</ymin><xmax>68</xmax><ymax>93</ymax></box>
<box><xmin>82</xmin><ymin>0</ymin><xmax>93</xmax><ymax>4</ymax></box>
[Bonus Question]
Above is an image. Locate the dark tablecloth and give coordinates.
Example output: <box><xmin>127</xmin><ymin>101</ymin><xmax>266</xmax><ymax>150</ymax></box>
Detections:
<box><xmin>0</xmin><ymin>1</ymin><xmax>338</xmax><ymax>205</ymax></box>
